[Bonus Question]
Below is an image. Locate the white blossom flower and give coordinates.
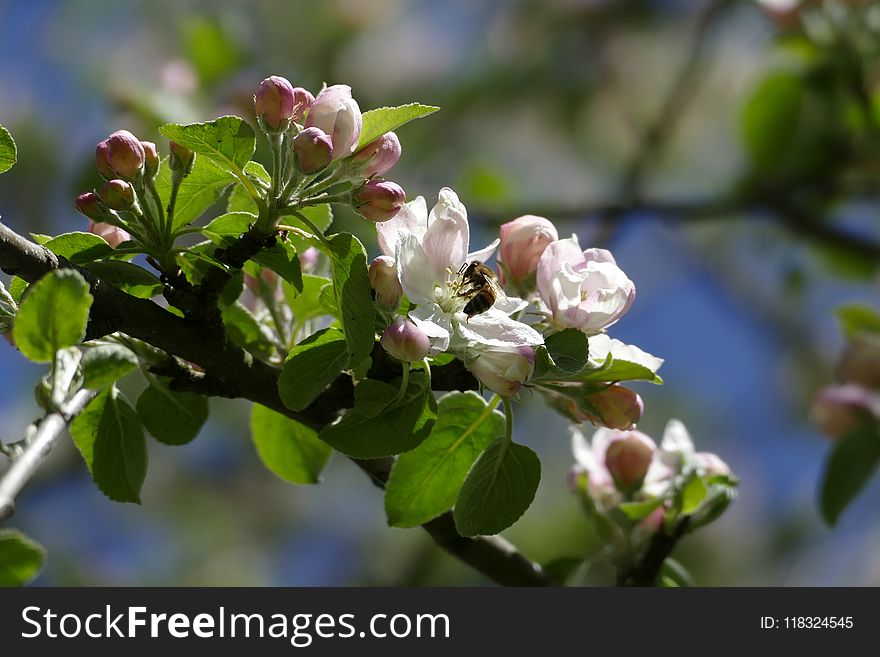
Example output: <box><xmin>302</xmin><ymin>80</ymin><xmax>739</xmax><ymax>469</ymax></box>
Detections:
<box><xmin>378</xmin><ymin>187</ymin><xmax>543</xmax><ymax>355</ymax></box>
<box><xmin>537</xmin><ymin>235</ymin><xmax>635</xmax><ymax>333</ymax></box>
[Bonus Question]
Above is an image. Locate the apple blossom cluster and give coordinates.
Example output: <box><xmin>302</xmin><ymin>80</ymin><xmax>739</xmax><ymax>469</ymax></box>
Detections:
<box><xmin>812</xmin><ymin>329</ymin><xmax>880</xmax><ymax>440</ymax></box>
<box><xmin>73</xmin><ymin>77</ymin><xmax>408</xmax><ymax>268</ymax></box>
<box><xmin>370</xmin><ymin>194</ymin><xmax>653</xmax><ymax>405</ymax></box>
<box><xmin>569</xmin><ymin>421</ymin><xmax>734</xmax><ymax>573</ymax></box>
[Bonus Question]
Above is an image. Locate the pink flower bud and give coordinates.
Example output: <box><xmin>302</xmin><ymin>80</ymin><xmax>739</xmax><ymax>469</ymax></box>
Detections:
<box><xmin>498</xmin><ymin>215</ymin><xmax>558</xmax><ymax>288</ymax></box>
<box><xmin>583</xmin><ymin>385</ymin><xmax>644</xmax><ymax>430</ymax></box>
<box><xmin>87</xmin><ymin>220</ymin><xmax>131</xmax><ymax>248</ymax></box>
<box><xmin>380</xmin><ymin>318</ymin><xmax>431</xmax><ymax>363</ymax></box>
<box><xmin>836</xmin><ymin>334</ymin><xmax>880</xmax><ymax>389</ymax></box>
<box><xmin>299</xmin><ymin>246</ymin><xmax>319</xmax><ymax>272</ymax></box>
<box><xmin>255</xmin><ymin>75</ymin><xmax>297</xmax><ymax>131</ymax></box>
<box><xmin>95</xmin><ymin>130</ymin><xmax>145</xmax><ymax>180</ymax></box>
<box><xmin>75</xmin><ymin>192</ymin><xmax>121</xmax><ymax>225</ymax></box>
<box><xmin>98</xmin><ymin>179</ymin><xmax>135</xmax><ymax>210</ymax></box>
<box><xmin>141</xmin><ymin>140</ymin><xmax>160</xmax><ymax>178</ymax></box>
<box><xmin>352</xmin><ymin>132</ymin><xmax>401</xmax><ymax>177</ymax></box>
<box><xmin>466</xmin><ymin>345</ymin><xmax>535</xmax><ymax>397</ymax></box>
<box><xmin>291</xmin><ymin>87</ymin><xmax>315</xmax><ymax>122</ymax></box>
<box><xmin>604</xmin><ymin>431</ymin><xmax>655</xmax><ymax>491</ymax></box>
<box><xmin>292</xmin><ymin>127</ymin><xmax>334</xmax><ymax>174</ymax></box>
<box><xmin>354</xmin><ymin>180</ymin><xmax>405</xmax><ymax>223</ymax></box>
<box><xmin>304</xmin><ymin>84</ymin><xmax>362</xmax><ymax>158</ymax></box>
<box><xmin>811</xmin><ymin>384</ymin><xmax>880</xmax><ymax>440</ymax></box>
<box><xmin>169</xmin><ymin>141</ymin><xmax>195</xmax><ymax>176</ymax></box>
<box><xmin>369</xmin><ymin>255</ymin><xmax>403</xmax><ymax>311</ymax></box>
<box><xmin>695</xmin><ymin>452</ymin><xmax>731</xmax><ymax>477</ymax></box>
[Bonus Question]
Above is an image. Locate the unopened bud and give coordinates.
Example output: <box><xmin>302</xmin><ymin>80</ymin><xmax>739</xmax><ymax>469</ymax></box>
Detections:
<box><xmin>75</xmin><ymin>192</ymin><xmax>121</xmax><ymax>225</ymax></box>
<box><xmin>95</xmin><ymin>130</ymin><xmax>145</xmax><ymax>180</ymax></box>
<box><xmin>292</xmin><ymin>127</ymin><xmax>333</xmax><ymax>174</ymax></box>
<box><xmin>836</xmin><ymin>334</ymin><xmax>880</xmax><ymax>389</ymax></box>
<box><xmin>466</xmin><ymin>345</ymin><xmax>535</xmax><ymax>397</ymax></box>
<box><xmin>304</xmin><ymin>84</ymin><xmax>362</xmax><ymax>157</ymax></box>
<box><xmin>98</xmin><ymin>179</ymin><xmax>135</xmax><ymax>211</ymax></box>
<box><xmin>369</xmin><ymin>255</ymin><xmax>403</xmax><ymax>311</ymax></box>
<box><xmin>291</xmin><ymin>87</ymin><xmax>315</xmax><ymax>123</ymax></box>
<box><xmin>604</xmin><ymin>431</ymin><xmax>655</xmax><ymax>491</ymax></box>
<box><xmin>583</xmin><ymin>385</ymin><xmax>644</xmax><ymax>430</ymax></box>
<box><xmin>354</xmin><ymin>180</ymin><xmax>405</xmax><ymax>223</ymax></box>
<box><xmin>498</xmin><ymin>215</ymin><xmax>558</xmax><ymax>288</ymax></box>
<box><xmin>695</xmin><ymin>452</ymin><xmax>731</xmax><ymax>477</ymax></box>
<box><xmin>811</xmin><ymin>384</ymin><xmax>879</xmax><ymax>440</ymax></box>
<box><xmin>351</xmin><ymin>132</ymin><xmax>401</xmax><ymax>177</ymax></box>
<box><xmin>380</xmin><ymin>318</ymin><xmax>431</xmax><ymax>363</ymax></box>
<box><xmin>299</xmin><ymin>246</ymin><xmax>319</xmax><ymax>272</ymax></box>
<box><xmin>87</xmin><ymin>220</ymin><xmax>131</xmax><ymax>248</ymax></box>
<box><xmin>169</xmin><ymin>141</ymin><xmax>195</xmax><ymax>177</ymax></box>
<box><xmin>141</xmin><ymin>141</ymin><xmax>160</xmax><ymax>179</ymax></box>
<box><xmin>255</xmin><ymin>75</ymin><xmax>297</xmax><ymax>131</ymax></box>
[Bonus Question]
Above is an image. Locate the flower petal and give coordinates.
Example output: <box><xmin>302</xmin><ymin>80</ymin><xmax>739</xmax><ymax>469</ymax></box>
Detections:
<box><xmin>409</xmin><ymin>303</ymin><xmax>452</xmax><ymax>354</ymax></box>
<box><xmin>376</xmin><ymin>195</ymin><xmax>427</xmax><ymax>256</ymax></box>
<box><xmin>396</xmin><ymin>233</ymin><xmax>437</xmax><ymax>304</ymax></box>
<box><xmin>453</xmin><ymin>307</ymin><xmax>544</xmax><ymax>348</ymax></box>
<box><xmin>588</xmin><ymin>334</ymin><xmax>664</xmax><ymax>373</ymax></box>
<box><xmin>423</xmin><ymin>188</ymin><xmax>469</xmax><ymax>276</ymax></box>
<box><xmin>467</xmin><ymin>237</ymin><xmax>500</xmax><ymax>265</ymax></box>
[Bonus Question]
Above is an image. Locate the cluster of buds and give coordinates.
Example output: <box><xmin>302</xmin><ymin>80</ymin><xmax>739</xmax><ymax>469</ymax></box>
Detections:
<box><xmin>569</xmin><ymin>420</ymin><xmax>734</xmax><ymax>560</ymax></box>
<box><xmin>75</xmin><ymin>129</ymin><xmax>195</xmax><ymax>251</ymax></box>
<box><xmin>253</xmin><ymin>76</ymin><xmax>406</xmax><ymax>223</ymax></box>
<box><xmin>812</xmin><ymin>329</ymin><xmax>880</xmax><ymax>440</ymax></box>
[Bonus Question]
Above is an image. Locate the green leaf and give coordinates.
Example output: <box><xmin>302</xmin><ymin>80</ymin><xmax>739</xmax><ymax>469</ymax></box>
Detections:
<box><xmin>254</xmin><ymin>241</ymin><xmax>302</xmax><ymax>291</ymax></box>
<box><xmin>203</xmin><ymin>212</ymin><xmax>302</xmax><ymax>289</ymax></box>
<box><xmin>136</xmin><ymin>380</ymin><xmax>209</xmax><ymax>446</ymax></box>
<box><xmin>836</xmin><ymin>303</ymin><xmax>880</xmax><ymax>339</ymax></box>
<box><xmin>660</xmin><ymin>558</ymin><xmax>694</xmax><ymax>588</ymax></box>
<box><xmin>70</xmin><ymin>386</ymin><xmax>147</xmax><ymax>504</ymax></box>
<box><xmin>283</xmin><ymin>274</ymin><xmax>334</xmax><ymax>324</ymax></box>
<box><xmin>81</xmin><ymin>344</ymin><xmax>138</xmax><ymax>390</ymax></box>
<box><xmin>43</xmin><ymin>232</ymin><xmax>114</xmax><ymax>264</ymax></box>
<box><xmin>155</xmin><ymin>154</ymin><xmax>236</xmax><ymax>231</ymax></box>
<box><xmin>83</xmin><ymin>261</ymin><xmax>163</xmax><ymax>298</ymax></box>
<box><xmin>278</xmin><ymin>327</ymin><xmax>348</xmax><ymax>412</ymax></box>
<box><xmin>158</xmin><ymin>116</ymin><xmax>255</xmax><ymax>193</ymax></box>
<box><xmin>221</xmin><ymin>301</ymin><xmax>273</xmax><ymax>358</ymax></box>
<box><xmin>0</xmin><ymin>529</ymin><xmax>45</xmax><ymax>586</ymax></box>
<box><xmin>13</xmin><ymin>270</ymin><xmax>93</xmax><ymax>363</ymax></box>
<box><xmin>8</xmin><ymin>276</ymin><xmax>27</xmax><ymax>303</ymax></box>
<box><xmin>353</xmin><ymin>379</ymin><xmax>399</xmax><ymax>418</ymax></box>
<box><xmin>327</xmin><ymin>232</ymin><xmax>375</xmax><ymax>368</ymax></box>
<box><xmin>820</xmin><ymin>424</ymin><xmax>880</xmax><ymax>525</ymax></box>
<box><xmin>250</xmin><ymin>404</ymin><xmax>332</xmax><ymax>485</ymax></box>
<box><xmin>454</xmin><ymin>437</ymin><xmax>541</xmax><ymax>537</ymax></box>
<box><xmin>357</xmin><ymin>103</ymin><xmax>439</xmax><ymax>150</ymax></box>
<box><xmin>319</xmin><ymin>371</ymin><xmax>437</xmax><ymax>458</ymax></box>
<box><xmin>385</xmin><ymin>391</ymin><xmax>504</xmax><ymax>527</ymax></box>
<box><xmin>680</xmin><ymin>474</ymin><xmax>709</xmax><ymax>516</ymax></box>
<box><xmin>616</xmin><ymin>497</ymin><xmax>665</xmax><ymax>523</ymax></box>
<box><xmin>226</xmin><ymin>161</ymin><xmax>270</xmax><ymax>214</ymax></box>
<box><xmin>543</xmin><ymin>329</ymin><xmax>589</xmax><ymax>372</ymax></box>
<box><xmin>0</xmin><ymin>122</ymin><xmax>16</xmax><ymax>174</ymax></box>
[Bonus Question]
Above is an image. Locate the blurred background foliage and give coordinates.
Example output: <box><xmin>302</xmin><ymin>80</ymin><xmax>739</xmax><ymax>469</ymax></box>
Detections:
<box><xmin>1</xmin><ymin>0</ymin><xmax>879</xmax><ymax>585</ymax></box>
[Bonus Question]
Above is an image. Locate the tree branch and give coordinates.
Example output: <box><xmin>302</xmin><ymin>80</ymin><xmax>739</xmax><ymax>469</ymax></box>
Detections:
<box><xmin>0</xmin><ymin>221</ymin><xmax>556</xmax><ymax>586</ymax></box>
<box><xmin>0</xmin><ymin>389</ymin><xmax>97</xmax><ymax>520</ymax></box>
<box><xmin>617</xmin><ymin>517</ymin><xmax>691</xmax><ymax>587</ymax></box>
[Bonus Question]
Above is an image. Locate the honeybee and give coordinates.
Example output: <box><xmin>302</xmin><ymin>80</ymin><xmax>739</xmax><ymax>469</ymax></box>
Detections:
<box><xmin>455</xmin><ymin>261</ymin><xmax>504</xmax><ymax>319</ymax></box>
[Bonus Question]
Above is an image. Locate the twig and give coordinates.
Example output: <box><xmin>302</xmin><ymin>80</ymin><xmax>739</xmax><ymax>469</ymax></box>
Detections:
<box><xmin>0</xmin><ymin>389</ymin><xmax>97</xmax><ymax>520</ymax></box>
<box><xmin>617</xmin><ymin>517</ymin><xmax>691</xmax><ymax>587</ymax></box>
<box><xmin>0</xmin><ymin>222</ymin><xmax>556</xmax><ymax>586</ymax></box>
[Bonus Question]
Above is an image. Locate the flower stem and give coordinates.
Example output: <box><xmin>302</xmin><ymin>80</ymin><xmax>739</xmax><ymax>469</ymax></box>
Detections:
<box><xmin>395</xmin><ymin>363</ymin><xmax>410</xmax><ymax>405</ymax></box>
<box><xmin>502</xmin><ymin>397</ymin><xmax>514</xmax><ymax>445</ymax></box>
